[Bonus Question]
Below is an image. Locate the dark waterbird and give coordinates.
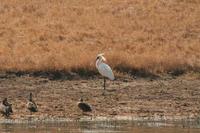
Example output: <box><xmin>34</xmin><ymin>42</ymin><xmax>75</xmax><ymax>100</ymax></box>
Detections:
<box><xmin>0</xmin><ymin>98</ymin><xmax>13</xmax><ymax>117</ymax></box>
<box><xmin>27</xmin><ymin>93</ymin><xmax>38</xmax><ymax>114</ymax></box>
<box><xmin>77</xmin><ymin>98</ymin><xmax>92</xmax><ymax>114</ymax></box>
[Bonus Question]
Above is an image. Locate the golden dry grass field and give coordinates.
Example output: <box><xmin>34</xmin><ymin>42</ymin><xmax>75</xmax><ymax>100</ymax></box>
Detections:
<box><xmin>0</xmin><ymin>0</ymin><xmax>200</xmax><ymax>75</ymax></box>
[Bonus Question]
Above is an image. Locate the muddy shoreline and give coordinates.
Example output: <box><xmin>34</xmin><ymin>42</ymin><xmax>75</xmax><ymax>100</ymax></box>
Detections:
<box><xmin>0</xmin><ymin>73</ymin><xmax>200</xmax><ymax>123</ymax></box>
<box><xmin>0</xmin><ymin>115</ymin><xmax>200</xmax><ymax>123</ymax></box>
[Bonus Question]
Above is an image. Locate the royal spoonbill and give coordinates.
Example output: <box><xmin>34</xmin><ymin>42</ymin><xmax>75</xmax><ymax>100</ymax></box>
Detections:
<box><xmin>96</xmin><ymin>53</ymin><xmax>114</xmax><ymax>94</ymax></box>
<box><xmin>77</xmin><ymin>98</ymin><xmax>92</xmax><ymax>114</ymax></box>
<box><xmin>27</xmin><ymin>93</ymin><xmax>38</xmax><ymax>114</ymax></box>
<box><xmin>0</xmin><ymin>98</ymin><xmax>13</xmax><ymax>117</ymax></box>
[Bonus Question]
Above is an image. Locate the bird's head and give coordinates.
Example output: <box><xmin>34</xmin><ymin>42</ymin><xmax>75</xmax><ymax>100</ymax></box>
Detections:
<box><xmin>2</xmin><ymin>98</ymin><xmax>12</xmax><ymax>106</ymax></box>
<box><xmin>79</xmin><ymin>98</ymin><xmax>83</xmax><ymax>102</ymax></box>
<box><xmin>96</xmin><ymin>53</ymin><xmax>106</xmax><ymax>62</ymax></box>
<box><xmin>2</xmin><ymin>98</ymin><xmax>7</xmax><ymax>105</ymax></box>
<box><xmin>29</xmin><ymin>92</ymin><xmax>33</xmax><ymax>101</ymax></box>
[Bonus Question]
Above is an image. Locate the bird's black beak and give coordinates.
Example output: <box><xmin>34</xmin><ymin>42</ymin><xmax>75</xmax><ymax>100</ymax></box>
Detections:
<box><xmin>96</xmin><ymin>56</ymin><xmax>100</xmax><ymax>60</ymax></box>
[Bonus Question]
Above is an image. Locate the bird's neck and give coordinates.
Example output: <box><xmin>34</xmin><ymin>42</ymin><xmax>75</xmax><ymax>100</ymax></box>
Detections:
<box><xmin>2</xmin><ymin>101</ymin><xmax>6</xmax><ymax>106</ymax></box>
<box><xmin>96</xmin><ymin>59</ymin><xmax>102</xmax><ymax>68</ymax></box>
<box><xmin>2</xmin><ymin>99</ymin><xmax>8</xmax><ymax>105</ymax></box>
<box><xmin>28</xmin><ymin>97</ymin><xmax>33</xmax><ymax>102</ymax></box>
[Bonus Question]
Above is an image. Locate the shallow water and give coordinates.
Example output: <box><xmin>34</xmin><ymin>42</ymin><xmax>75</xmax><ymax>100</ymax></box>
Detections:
<box><xmin>1</xmin><ymin>120</ymin><xmax>200</xmax><ymax>133</ymax></box>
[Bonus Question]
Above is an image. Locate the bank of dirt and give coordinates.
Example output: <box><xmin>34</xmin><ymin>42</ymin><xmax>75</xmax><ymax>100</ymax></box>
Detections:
<box><xmin>0</xmin><ymin>73</ymin><xmax>200</xmax><ymax>122</ymax></box>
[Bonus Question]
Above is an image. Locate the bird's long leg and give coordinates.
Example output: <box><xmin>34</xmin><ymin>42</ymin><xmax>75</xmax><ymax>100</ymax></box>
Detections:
<box><xmin>104</xmin><ymin>77</ymin><xmax>106</xmax><ymax>90</ymax></box>
<box><xmin>102</xmin><ymin>77</ymin><xmax>106</xmax><ymax>95</ymax></box>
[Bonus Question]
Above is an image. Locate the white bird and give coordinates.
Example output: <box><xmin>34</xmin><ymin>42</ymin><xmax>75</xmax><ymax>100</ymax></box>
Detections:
<box><xmin>96</xmin><ymin>53</ymin><xmax>114</xmax><ymax>95</ymax></box>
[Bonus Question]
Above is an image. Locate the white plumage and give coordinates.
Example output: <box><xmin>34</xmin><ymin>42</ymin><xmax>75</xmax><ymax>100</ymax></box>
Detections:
<box><xmin>97</xmin><ymin>62</ymin><xmax>114</xmax><ymax>80</ymax></box>
<box><xmin>96</xmin><ymin>53</ymin><xmax>114</xmax><ymax>94</ymax></box>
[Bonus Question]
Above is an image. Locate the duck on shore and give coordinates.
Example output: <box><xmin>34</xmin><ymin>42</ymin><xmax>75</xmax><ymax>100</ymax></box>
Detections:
<box><xmin>27</xmin><ymin>93</ymin><xmax>38</xmax><ymax>114</ymax></box>
<box><xmin>77</xmin><ymin>98</ymin><xmax>92</xmax><ymax>115</ymax></box>
<box><xmin>0</xmin><ymin>98</ymin><xmax>13</xmax><ymax>117</ymax></box>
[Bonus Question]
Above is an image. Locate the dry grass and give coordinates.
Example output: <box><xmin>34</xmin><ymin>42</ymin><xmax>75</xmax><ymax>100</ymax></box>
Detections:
<box><xmin>0</xmin><ymin>0</ymin><xmax>200</xmax><ymax>75</ymax></box>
